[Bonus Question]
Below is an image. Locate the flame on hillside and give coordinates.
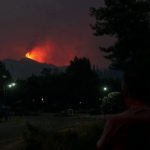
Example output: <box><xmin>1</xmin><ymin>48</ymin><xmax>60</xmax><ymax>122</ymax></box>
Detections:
<box><xmin>26</xmin><ymin>53</ymin><xmax>34</xmax><ymax>60</ymax></box>
<box><xmin>24</xmin><ymin>42</ymin><xmax>78</xmax><ymax>66</ymax></box>
<box><xmin>25</xmin><ymin>45</ymin><xmax>50</xmax><ymax>63</ymax></box>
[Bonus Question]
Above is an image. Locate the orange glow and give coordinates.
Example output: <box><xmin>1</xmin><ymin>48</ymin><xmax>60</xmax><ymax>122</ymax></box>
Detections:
<box><xmin>26</xmin><ymin>53</ymin><xmax>34</xmax><ymax>60</ymax></box>
<box><xmin>25</xmin><ymin>45</ymin><xmax>50</xmax><ymax>63</ymax></box>
<box><xmin>24</xmin><ymin>41</ymin><xmax>81</xmax><ymax>66</ymax></box>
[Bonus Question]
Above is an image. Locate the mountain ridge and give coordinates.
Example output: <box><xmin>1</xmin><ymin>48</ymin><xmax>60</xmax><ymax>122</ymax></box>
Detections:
<box><xmin>2</xmin><ymin>58</ymin><xmax>123</xmax><ymax>79</ymax></box>
<box><xmin>2</xmin><ymin>58</ymin><xmax>68</xmax><ymax>79</ymax></box>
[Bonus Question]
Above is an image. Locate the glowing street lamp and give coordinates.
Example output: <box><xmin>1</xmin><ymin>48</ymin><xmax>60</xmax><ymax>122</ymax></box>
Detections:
<box><xmin>101</xmin><ymin>86</ymin><xmax>108</xmax><ymax>123</ymax></box>
<box><xmin>8</xmin><ymin>85</ymin><xmax>12</xmax><ymax>88</ymax></box>
<box><xmin>41</xmin><ymin>98</ymin><xmax>44</xmax><ymax>103</ymax></box>
<box><xmin>103</xmin><ymin>87</ymin><xmax>107</xmax><ymax>91</ymax></box>
<box><xmin>8</xmin><ymin>83</ymin><xmax>16</xmax><ymax>88</ymax></box>
<box><xmin>12</xmin><ymin>83</ymin><xmax>16</xmax><ymax>86</ymax></box>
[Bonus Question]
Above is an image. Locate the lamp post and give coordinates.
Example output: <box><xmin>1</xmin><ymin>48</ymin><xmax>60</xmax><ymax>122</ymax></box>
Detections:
<box><xmin>101</xmin><ymin>87</ymin><xmax>108</xmax><ymax>123</ymax></box>
<box><xmin>2</xmin><ymin>75</ymin><xmax>9</xmax><ymax>122</ymax></box>
<box><xmin>8</xmin><ymin>83</ymin><xmax>16</xmax><ymax>110</ymax></box>
<box><xmin>2</xmin><ymin>75</ymin><xmax>7</xmax><ymax>105</ymax></box>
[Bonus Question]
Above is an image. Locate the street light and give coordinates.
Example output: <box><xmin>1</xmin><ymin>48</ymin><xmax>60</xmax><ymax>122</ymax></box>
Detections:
<box><xmin>101</xmin><ymin>87</ymin><xmax>108</xmax><ymax>123</ymax></box>
<box><xmin>103</xmin><ymin>87</ymin><xmax>107</xmax><ymax>91</ymax></box>
<box><xmin>41</xmin><ymin>98</ymin><xmax>44</xmax><ymax>103</ymax></box>
<box><xmin>12</xmin><ymin>83</ymin><xmax>16</xmax><ymax>86</ymax></box>
<box><xmin>8</xmin><ymin>85</ymin><xmax>12</xmax><ymax>88</ymax></box>
<box><xmin>2</xmin><ymin>75</ymin><xmax>7</xmax><ymax>105</ymax></box>
<box><xmin>8</xmin><ymin>83</ymin><xmax>16</xmax><ymax>111</ymax></box>
<box><xmin>8</xmin><ymin>83</ymin><xmax>16</xmax><ymax>88</ymax></box>
<box><xmin>99</xmin><ymin>87</ymin><xmax>108</xmax><ymax>101</ymax></box>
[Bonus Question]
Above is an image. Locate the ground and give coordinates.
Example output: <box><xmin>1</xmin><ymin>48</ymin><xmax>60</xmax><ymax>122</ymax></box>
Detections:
<box><xmin>0</xmin><ymin>114</ymin><xmax>112</xmax><ymax>150</ymax></box>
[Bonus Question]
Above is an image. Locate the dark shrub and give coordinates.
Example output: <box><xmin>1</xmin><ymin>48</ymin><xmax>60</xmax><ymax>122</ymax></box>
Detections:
<box><xmin>101</xmin><ymin>92</ymin><xmax>127</xmax><ymax>114</ymax></box>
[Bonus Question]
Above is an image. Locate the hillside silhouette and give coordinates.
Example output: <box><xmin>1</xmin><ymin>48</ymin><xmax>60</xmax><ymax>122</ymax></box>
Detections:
<box><xmin>2</xmin><ymin>58</ymin><xmax>123</xmax><ymax>79</ymax></box>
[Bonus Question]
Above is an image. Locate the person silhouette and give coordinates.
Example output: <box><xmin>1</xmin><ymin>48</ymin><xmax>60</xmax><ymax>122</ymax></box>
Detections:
<box><xmin>96</xmin><ymin>70</ymin><xmax>150</xmax><ymax>150</ymax></box>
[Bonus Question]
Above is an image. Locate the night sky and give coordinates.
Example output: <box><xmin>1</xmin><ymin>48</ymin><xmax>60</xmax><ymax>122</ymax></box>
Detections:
<box><xmin>0</xmin><ymin>0</ymin><xmax>116</xmax><ymax>68</ymax></box>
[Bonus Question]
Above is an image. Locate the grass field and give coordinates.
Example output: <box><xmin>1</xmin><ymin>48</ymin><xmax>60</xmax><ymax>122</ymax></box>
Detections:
<box><xmin>0</xmin><ymin>119</ymin><xmax>106</xmax><ymax>150</ymax></box>
<box><xmin>17</xmin><ymin>119</ymin><xmax>106</xmax><ymax>150</ymax></box>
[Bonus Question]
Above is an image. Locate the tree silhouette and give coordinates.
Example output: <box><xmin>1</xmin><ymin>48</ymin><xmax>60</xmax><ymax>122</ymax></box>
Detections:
<box><xmin>66</xmin><ymin>56</ymin><xmax>99</xmax><ymax>108</ymax></box>
<box><xmin>52</xmin><ymin>67</ymin><xmax>59</xmax><ymax>76</ymax></box>
<box><xmin>66</xmin><ymin>56</ymin><xmax>97</xmax><ymax>78</ymax></box>
<box><xmin>0</xmin><ymin>61</ymin><xmax>12</xmax><ymax>106</ymax></box>
<box><xmin>40</xmin><ymin>68</ymin><xmax>52</xmax><ymax>76</ymax></box>
<box><xmin>89</xmin><ymin>0</ymin><xmax>150</xmax><ymax>71</ymax></box>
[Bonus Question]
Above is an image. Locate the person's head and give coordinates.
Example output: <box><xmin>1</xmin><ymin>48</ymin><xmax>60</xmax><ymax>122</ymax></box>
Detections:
<box><xmin>121</xmin><ymin>70</ymin><xmax>150</xmax><ymax>108</ymax></box>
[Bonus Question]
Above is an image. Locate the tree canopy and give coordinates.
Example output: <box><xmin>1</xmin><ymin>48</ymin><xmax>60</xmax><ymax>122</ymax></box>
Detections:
<box><xmin>0</xmin><ymin>61</ymin><xmax>12</xmax><ymax>83</ymax></box>
<box><xmin>66</xmin><ymin>56</ymin><xmax>98</xmax><ymax>79</ymax></box>
<box><xmin>90</xmin><ymin>0</ymin><xmax>150</xmax><ymax>72</ymax></box>
<box><xmin>40</xmin><ymin>68</ymin><xmax>52</xmax><ymax>76</ymax></box>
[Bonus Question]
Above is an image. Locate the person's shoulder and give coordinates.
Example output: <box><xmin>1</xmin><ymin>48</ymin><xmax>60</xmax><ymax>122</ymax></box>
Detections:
<box><xmin>108</xmin><ymin>110</ymin><xmax>129</xmax><ymax>123</ymax></box>
<box><xmin>103</xmin><ymin>111</ymin><xmax>130</xmax><ymax>135</ymax></box>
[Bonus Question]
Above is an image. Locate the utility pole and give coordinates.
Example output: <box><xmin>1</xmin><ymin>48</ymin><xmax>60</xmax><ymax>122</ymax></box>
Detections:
<box><xmin>2</xmin><ymin>75</ymin><xmax>7</xmax><ymax>122</ymax></box>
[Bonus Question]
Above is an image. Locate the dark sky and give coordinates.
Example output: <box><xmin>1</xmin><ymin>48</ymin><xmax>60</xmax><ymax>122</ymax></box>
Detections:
<box><xmin>0</xmin><ymin>0</ymin><xmax>116</xmax><ymax>68</ymax></box>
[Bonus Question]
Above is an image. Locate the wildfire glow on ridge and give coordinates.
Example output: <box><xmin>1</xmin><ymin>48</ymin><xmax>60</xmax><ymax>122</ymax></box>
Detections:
<box><xmin>26</xmin><ymin>53</ymin><xmax>34</xmax><ymax>60</ymax></box>
<box><xmin>25</xmin><ymin>45</ymin><xmax>49</xmax><ymax>63</ymax></box>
